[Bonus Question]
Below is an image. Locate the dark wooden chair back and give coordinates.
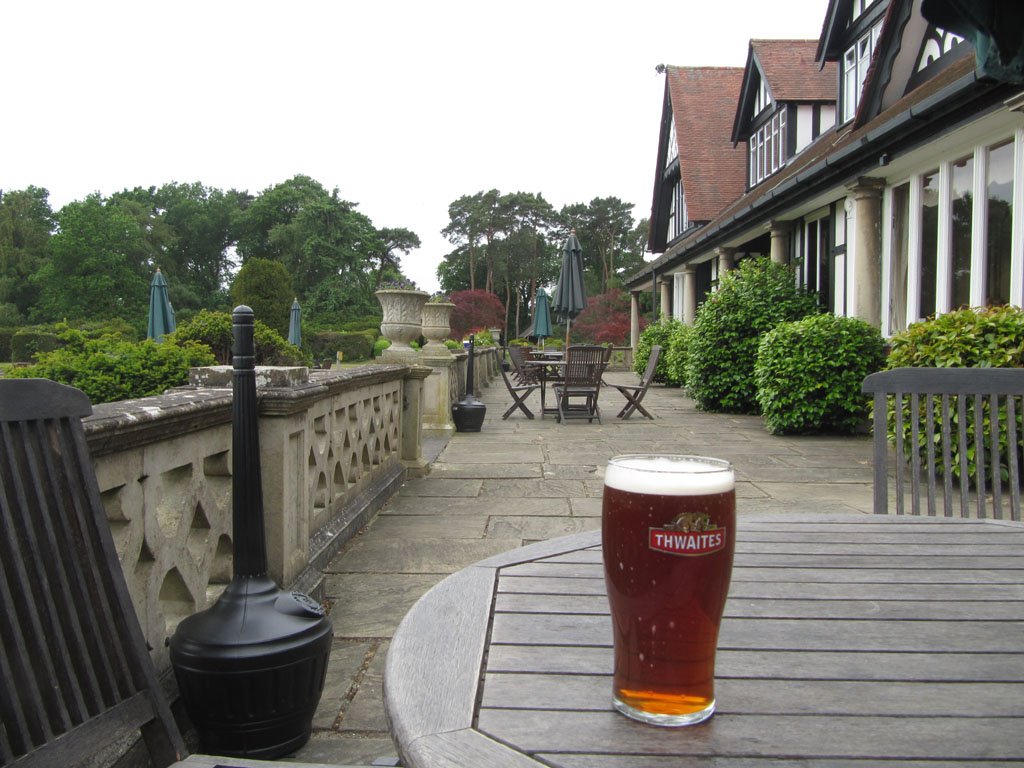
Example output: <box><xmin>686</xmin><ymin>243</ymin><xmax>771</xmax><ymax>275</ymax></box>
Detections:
<box><xmin>862</xmin><ymin>367</ymin><xmax>1024</xmax><ymax>520</ymax></box>
<box><xmin>563</xmin><ymin>345</ymin><xmax>608</xmax><ymax>388</ymax></box>
<box><xmin>0</xmin><ymin>378</ymin><xmax>186</xmax><ymax>767</ymax></box>
<box><xmin>508</xmin><ymin>345</ymin><xmax>540</xmax><ymax>385</ymax></box>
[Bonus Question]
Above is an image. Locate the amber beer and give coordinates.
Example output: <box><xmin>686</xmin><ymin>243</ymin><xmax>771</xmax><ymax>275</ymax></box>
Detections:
<box><xmin>602</xmin><ymin>454</ymin><xmax>735</xmax><ymax>726</ymax></box>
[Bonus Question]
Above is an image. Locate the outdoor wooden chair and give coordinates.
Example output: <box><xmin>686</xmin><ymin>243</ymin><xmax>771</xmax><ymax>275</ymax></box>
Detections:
<box><xmin>507</xmin><ymin>345</ymin><xmax>536</xmax><ymax>385</ymax></box>
<box><xmin>862</xmin><ymin>367</ymin><xmax>1024</xmax><ymax>520</ymax></box>
<box><xmin>553</xmin><ymin>345</ymin><xmax>611</xmax><ymax>424</ymax></box>
<box><xmin>0</xmin><ymin>378</ymin><xmax>374</xmax><ymax>768</ymax></box>
<box><xmin>610</xmin><ymin>344</ymin><xmax>662</xmax><ymax>419</ymax></box>
<box><xmin>500</xmin><ymin>364</ymin><xmax>540</xmax><ymax>419</ymax></box>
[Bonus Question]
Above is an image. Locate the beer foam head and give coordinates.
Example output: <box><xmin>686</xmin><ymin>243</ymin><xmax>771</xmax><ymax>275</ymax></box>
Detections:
<box><xmin>604</xmin><ymin>454</ymin><xmax>734</xmax><ymax>496</ymax></box>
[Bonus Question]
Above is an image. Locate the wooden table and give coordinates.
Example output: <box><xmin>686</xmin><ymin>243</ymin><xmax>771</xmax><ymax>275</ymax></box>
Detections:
<box><xmin>522</xmin><ymin>358</ymin><xmax>565</xmax><ymax>417</ymax></box>
<box><xmin>384</xmin><ymin>513</ymin><xmax>1024</xmax><ymax>767</ymax></box>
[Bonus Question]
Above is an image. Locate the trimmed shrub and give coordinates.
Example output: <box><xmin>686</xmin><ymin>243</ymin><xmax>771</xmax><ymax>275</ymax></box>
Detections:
<box><xmin>230</xmin><ymin>258</ymin><xmax>294</xmax><ymax>336</ymax></box>
<box><xmin>12</xmin><ymin>329</ymin><xmax>60</xmax><ymax>363</ymax></box>
<box><xmin>4</xmin><ymin>327</ymin><xmax>216</xmax><ymax>404</ymax></box>
<box><xmin>885</xmin><ymin>306</ymin><xmax>1024</xmax><ymax>484</ymax></box>
<box><xmin>308</xmin><ymin>330</ymin><xmax>375</xmax><ymax>362</ymax></box>
<box><xmin>755</xmin><ymin>314</ymin><xmax>886</xmax><ymax>434</ymax></box>
<box><xmin>168</xmin><ymin>309</ymin><xmax>308</xmax><ymax>366</ymax></box>
<box><xmin>634</xmin><ymin>316</ymin><xmax>681</xmax><ymax>383</ymax></box>
<box><xmin>685</xmin><ymin>258</ymin><xmax>821</xmax><ymax>414</ymax></box>
<box><xmin>0</xmin><ymin>328</ymin><xmax>16</xmax><ymax>363</ymax></box>
<box><xmin>662</xmin><ymin>322</ymin><xmax>694</xmax><ymax>388</ymax></box>
<box><xmin>373</xmin><ymin>338</ymin><xmax>391</xmax><ymax>357</ymax></box>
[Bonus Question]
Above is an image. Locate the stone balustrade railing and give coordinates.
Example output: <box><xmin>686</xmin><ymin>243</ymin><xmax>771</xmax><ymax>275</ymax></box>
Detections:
<box><xmin>83</xmin><ymin>363</ymin><xmax>426</xmax><ymax>673</ymax></box>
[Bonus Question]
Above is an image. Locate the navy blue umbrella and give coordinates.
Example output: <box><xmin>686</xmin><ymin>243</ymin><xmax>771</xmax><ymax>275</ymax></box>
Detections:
<box><xmin>551</xmin><ymin>230</ymin><xmax>587</xmax><ymax>347</ymax></box>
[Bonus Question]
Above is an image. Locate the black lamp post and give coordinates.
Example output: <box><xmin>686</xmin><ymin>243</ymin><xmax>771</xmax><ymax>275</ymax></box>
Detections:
<box><xmin>169</xmin><ymin>306</ymin><xmax>333</xmax><ymax>759</ymax></box>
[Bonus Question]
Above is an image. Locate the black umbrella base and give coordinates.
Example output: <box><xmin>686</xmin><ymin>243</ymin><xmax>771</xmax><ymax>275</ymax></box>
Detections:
<box><xmin>452</xmin><ymin>395</ymin><xmax>486</xmax><ymax>432</ymax></box>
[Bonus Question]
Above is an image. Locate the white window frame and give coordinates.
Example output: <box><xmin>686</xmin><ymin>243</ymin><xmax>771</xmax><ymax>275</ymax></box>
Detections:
<box><xmin>882</xmin><ymin>129</ymin><xmax>1024</xmax><ymax>335</ymax></box>
<box><xmin>842</xmin><ymin>21</ymin><xmax>883</xmax><ymax>123</ymax></box>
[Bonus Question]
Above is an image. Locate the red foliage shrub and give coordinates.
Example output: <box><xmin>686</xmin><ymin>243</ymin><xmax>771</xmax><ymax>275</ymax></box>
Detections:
<box><xmin>571</xmin><ymin>289</ymin><xmax>645</xmax><ymax>345</ymax></box>
<box><xmin>449</xmin><ymin>289</ymin><xmax>506</xmax><ymax>340</ymax></box>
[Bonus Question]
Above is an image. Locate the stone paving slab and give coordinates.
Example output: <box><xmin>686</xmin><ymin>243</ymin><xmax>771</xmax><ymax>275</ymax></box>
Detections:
<box><xmin>324</xmin><ymin>573</ymin><xmax>444</xmax><ymax>637</ymax></box>
<box><xmin>429</xmin><ymin>462</ymin><xmax>544</xmax><ymax>478</ymax></box>
<box><xmin>486</xmin><ymin>515</ymin><xmax>602</xmax><ymax>541</ymax></box>
<box><xmin>380</xmin><ymin>495</ymin><xmax>571</xmax><ymax>516</ymax></box>
<box><xmin>331</xmin><ymin>536</ymin><xmax>519</xmax><ymax>575</ymax></box>
<box><xmin>479</xmin><ymin>478</ymin><xmax>591</xmax><ymax>498</ymax></box>
<box><xmin>361</xmin><ymin>513</ymin><xmax>489</xmax><ymax>539</ymax></box>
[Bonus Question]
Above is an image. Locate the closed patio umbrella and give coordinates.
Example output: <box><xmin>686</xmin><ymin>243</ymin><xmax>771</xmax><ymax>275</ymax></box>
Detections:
<box><xmin>147</xmin><ymin>269</ymin><xmax>174</xmax><ymax>342</ymax></box>
<box><xmin>551</xmin><ymin>230</ymin><xmax>587</xmax><ymax>347</ymax></box>
<box><xmin>288</xmin><ymin>298</ymin><xmax>302</xmax><ymax>347</ymax></box>
<box><xmin>533</xmin><ymin>289</ymin><xmax>553</xmax><ymax>348</ymax></box>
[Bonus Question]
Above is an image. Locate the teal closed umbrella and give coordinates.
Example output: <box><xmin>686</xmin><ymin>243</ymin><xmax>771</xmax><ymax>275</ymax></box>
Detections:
<box><xmin>533</xmin><ymin>289</ymin><xmax>553</xmax><ymax>347</ymax></box>
<box><xmin>551</xmin><ymin>230</ymin><xmax>587</xmax><ymax>347</ymax></box>
<box><xmin>288</xmin><ymin>298</ymin><xmax>302</xmax><ymax>347</ymax></box>
<box><xmin>147</xmin><ymin>269</ymin><xmax>175</xmax><ymax>342</ymax></box>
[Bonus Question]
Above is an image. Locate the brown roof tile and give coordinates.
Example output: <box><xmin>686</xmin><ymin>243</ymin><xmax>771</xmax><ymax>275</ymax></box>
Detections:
<box><xmin>665</xmin><ymin>66</ymin><xmax>747</xmax><ymax>222</ymax></box>
<box><xmin>752</xmin><ymin>39</ymin><xmax>836</xmax><ymax>101</ymax></box>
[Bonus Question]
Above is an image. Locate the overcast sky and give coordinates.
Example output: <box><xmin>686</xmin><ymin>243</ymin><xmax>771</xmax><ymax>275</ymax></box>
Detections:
<box><xmin>2</xmin><ymin>0</ymin><xmax>829</xmax><ymax>293</ymax></box>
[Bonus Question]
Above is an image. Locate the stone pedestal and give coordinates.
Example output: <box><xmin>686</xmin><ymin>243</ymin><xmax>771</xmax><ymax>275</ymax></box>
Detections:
<box><xmin>401</xmin><ymin>365</ymin><xmax>432</xmax><ymax>477</ymax></box>
<box><xmin>421</xmin><ymin>352</ymin><xmax>456</xmax><ymax>437</ymax></box>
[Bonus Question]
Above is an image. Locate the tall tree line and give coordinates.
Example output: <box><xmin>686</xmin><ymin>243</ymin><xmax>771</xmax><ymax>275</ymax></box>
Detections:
<box><xmin>439</xmin><ymin>190</ymin><xmax>649</xmax><ymax>338</ymax></box>
<box><xmin>0</xmin><ymin>175</ymin><xmax>419</xmax><ymax>331</ymax></box>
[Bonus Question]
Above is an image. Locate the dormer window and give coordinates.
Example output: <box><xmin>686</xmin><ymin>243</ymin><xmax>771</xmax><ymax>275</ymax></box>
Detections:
<box><xmin>842</xmin><ymin>20</ymin><xmax>883</xmax><ymax>122</ymax></box>
<box><xmin>752</xmin><ymin>78</ymin><xmax>771</xmax><ymax>116</ymax></box>
<box><xmin>749</xmin><ymin>107</ymin><xmax>787</xmax><ymax>187</ymax></box>
<box><xmin>850</xmin><ymin>0</ymin><xmax>879</xmax><ymax>22</ymax></box>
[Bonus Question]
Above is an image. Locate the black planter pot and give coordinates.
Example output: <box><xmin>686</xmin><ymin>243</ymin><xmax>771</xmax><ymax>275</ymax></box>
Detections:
<box><xmin>453</xmin><ymin>334</ymin><xmax>486</xmax><ymax>432</ymax></box>
<box><xmin>169</xmin><ymin>306</ymin><xmax>332</xmax><ymax>759</ymax></box>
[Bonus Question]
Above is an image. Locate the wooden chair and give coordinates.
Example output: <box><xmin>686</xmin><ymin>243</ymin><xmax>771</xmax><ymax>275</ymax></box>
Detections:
<box><xmin>862</xmin><ymin>367</ymin><xmax>1024</xmax><ymax>520</ymax></box>
<box><xmin>0</xmin><ymin>378</ymin><xmax>373</xmax><ymax>768</ymax></box>
<box><xmin>553</xmin><ymin>345</ymin><xmax>610</xmax><ymax>424</ymax></box>
<box><xmin>610</xmin><ymin>344</ymin><xmax>662</xmax><ymax>419</ymax></box>
<box><xmin>500</xmin><ymin>365</ymin><xmax>539</xmax><ymax>419</ymax></box>
<box><xmin>507</xmin><ymin>345</ymin><xmax>537</xmax><ymax>385</ymax></box>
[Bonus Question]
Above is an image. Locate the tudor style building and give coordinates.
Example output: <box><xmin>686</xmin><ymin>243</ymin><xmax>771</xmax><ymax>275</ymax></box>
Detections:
<box><xmin>626</xmin><ymin>0</ymin><xmax>1024</xmax><ymax>347</ymax></box>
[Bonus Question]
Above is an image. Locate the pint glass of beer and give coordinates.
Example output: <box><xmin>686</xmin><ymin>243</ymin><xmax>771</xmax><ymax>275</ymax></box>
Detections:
<box><xmin>602</xmin><ymin>454</ymin><xmax>735</xmax><ymax>726</ymax></box>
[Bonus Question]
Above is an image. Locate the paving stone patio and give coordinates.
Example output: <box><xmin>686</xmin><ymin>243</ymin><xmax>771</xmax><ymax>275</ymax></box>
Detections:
<box><xmin>285</xmin><ymin>369</ymin><xmax>875</xmax><ymax>766</ymax></box>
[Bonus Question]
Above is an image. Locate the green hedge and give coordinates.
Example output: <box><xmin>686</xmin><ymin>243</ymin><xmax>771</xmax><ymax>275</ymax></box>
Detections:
<box><xmin>308</xmin><ymin>330</ymin><xmax>376</xmax><ymax>362</ymax></box>
<box><xmin>168</xmin><ymin>309</ymin><xmax>308</xmax><ymax>366</ymax></box>
<box><xmin>634</xmin><ymin>317</ymin><xmax>680</xmax><ymax>383</ymax></box>
<box><xmin>685</xmin><ymin>258</ymin><xmax>821</xmax><ymax>414</ymax></box>
<box><xmin>4</xmin><ymin>327</ymin><xmax>216</xmax><ymax>404</ymax></box>
<box><xmin>755</xmin><ymin>314</ymin><xmax>886</xmax><ymax>435</ymax></box>
<box><xmin>885</xmin><ymin>306</ymin><xmax>1024</xmax><ymax>485</ymax></box>
<box><xmin>12</xmin><ymin>330</ymin><xmax>60</xmax><ymax>363</ymax></box>
<box><xmin>0</xmin><ymin>328</ymin><xmax>15</xmax><ymax>363</ymax></box>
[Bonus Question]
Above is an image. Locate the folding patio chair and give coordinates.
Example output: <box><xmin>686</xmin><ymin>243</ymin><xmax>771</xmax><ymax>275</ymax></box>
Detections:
<box><xmin>611</xmin><ymin>344</ymin><xmax>662</xmax><ymax>419</ymax></box>
<box><xmin>500</xmin><ymin>364</ymin><xmax>540</xmax><ymax>419</ymax></box>
<box><xmin>553</xmin><ymin>345</ymin><xmax>611</xmax><ymax>423</ymax></box>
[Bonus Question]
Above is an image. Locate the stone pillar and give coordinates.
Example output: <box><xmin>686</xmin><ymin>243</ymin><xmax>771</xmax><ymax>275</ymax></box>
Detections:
<box><xmin>401</xmin><ymin>365</ymin><xmax>432</xmax><ymax>478</ymax></box>
<box><xmin>682</xmin><ymin>266</ymin><xmax>697</xmax><ymax>325</ymax></box>
<box><xmin>660</xmin><ymin>278</ymin><xmax>671</xmax><ymax>319</ymax></box>
<box><xmin>767</xmin><ymin>221</ymin><xmax>792</xmax><ymax>264</ymax></box>
<box><xmin>716</xmin><ymin>246</ymin><xmax>736</xmax><ymax>274</ymax></box>
<box><xmin>846</xmin><ymin>177</ymin><xmax>886</xmax><ymax>327</ymax></box>
<box><xmin>630</xmin><ymin>292</ymin><xmax>640</xmax><ymax>351</ymax></box>
<box><xmin>420</xmin><ymin>350</ymin><xmax>456</xmax><ymax>437</ymax></box>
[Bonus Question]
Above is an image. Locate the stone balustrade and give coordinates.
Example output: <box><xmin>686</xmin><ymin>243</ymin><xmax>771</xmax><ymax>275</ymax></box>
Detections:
<box><xmin>83</xmin><ymin>363</ymin><xmax>422</xmax><ymax>673</ymax></box>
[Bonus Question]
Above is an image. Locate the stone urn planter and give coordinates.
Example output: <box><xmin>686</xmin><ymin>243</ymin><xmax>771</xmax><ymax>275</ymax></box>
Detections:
<box><xmin>421</xmin><ymin>301</ymin><xmax>456</xmax><ymax>353</ymax></box>
<box><xmin>376</xmin><ymin>289</ymin><xmax>429</xmax><ymax>351</ymax></box>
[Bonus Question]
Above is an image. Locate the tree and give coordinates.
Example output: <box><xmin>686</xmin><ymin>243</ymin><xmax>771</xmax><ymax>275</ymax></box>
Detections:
<box><xmin>560</xmin><ymin>197</ymin><xmax>635</xmax><ymax>295</ymax></box>
<box><xmin>0</xmin><ymin>186</ymin><xmax>54</xmax><ymax>320</ymax></box>
<box><xmin>33</xmin><ymin>194</ymin><xmax>149</xmax><ymax>326</ymax></box>
<box><xmin>230</xmin><ymin>257</ymin><xmax>294</xmax><ymax>335</ymax></box>
<box><xmin>449</xmin><ymin>289</ymin><xmax>505</xmax><ymax>340</ymax></box>
<box><xmin>372</xmin><ymin>227</ymin><xmax>421</xmax><ymax>288</ymax></box>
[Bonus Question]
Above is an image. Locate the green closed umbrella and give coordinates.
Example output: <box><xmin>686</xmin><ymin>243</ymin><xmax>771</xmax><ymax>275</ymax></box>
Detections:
<box><xmin>533</xmin><ymin>289</ymin><xmax>553</xmax><ymax>348</ymax></box>
<box><xmin>551</xmin><ymin>230</ymin><xmax>588</xmax><ymax>347</ymax></box>
<box><xmin>288</xmin><ymin>298</ymin><xmax>302</xmax><ymax>347</ymax></box>
<box><xmin>147</xmin><ymin>269</ymin><xmax>175</xmax><ymax>342</ymax></box>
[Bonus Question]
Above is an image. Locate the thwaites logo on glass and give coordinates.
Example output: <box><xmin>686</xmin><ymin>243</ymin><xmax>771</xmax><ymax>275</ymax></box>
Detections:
<box><xmin>649</xmin><ymin>512</ymin><xmax>726</xmax><ymax>556</ymax></box>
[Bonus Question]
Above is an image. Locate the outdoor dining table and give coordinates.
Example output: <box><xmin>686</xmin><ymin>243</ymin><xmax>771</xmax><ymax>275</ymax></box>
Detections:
<box><xmin>522</xmin><ymin>357</ymin><xmax>565</xmax><ymax>417</ymax></box>
<box><xmin>384</xmin><ymin>512</ymin><xmax>1024</xmax><ymax>767</ymax></box>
